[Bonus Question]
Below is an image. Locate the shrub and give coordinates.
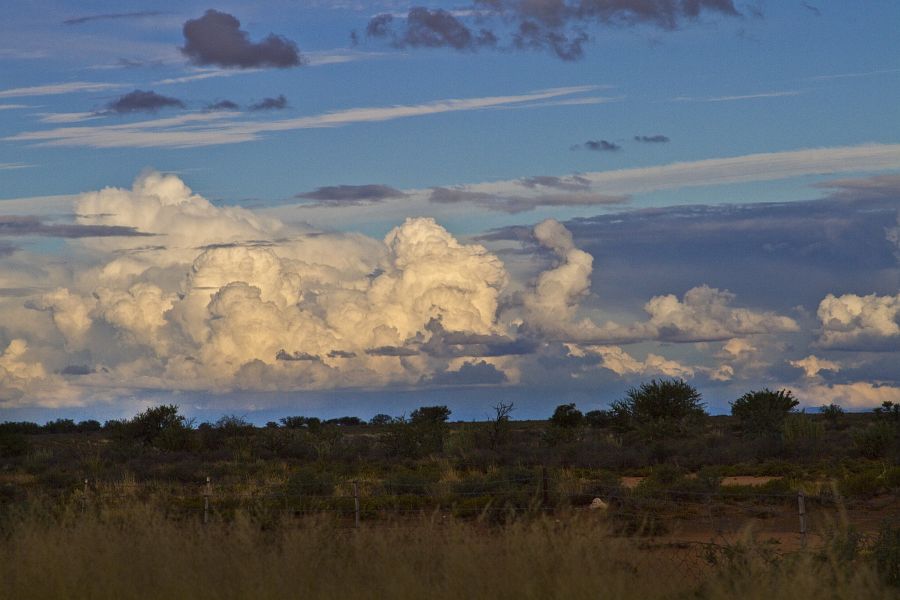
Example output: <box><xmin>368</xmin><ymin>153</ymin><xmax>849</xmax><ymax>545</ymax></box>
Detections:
<box><xmin>730</xmin><ymin>388</ymin><xmax>798</xmax><ymax>438</ymax></box>
<box><xmin>585</xmin><ymin>409</ymin><xmax>611</xmax><ymax>429</ymax></box>
<box><xmin>610</xmin><ymin>379</ymin><xmax>707</xmax><ymax>440</ymax></box>
<box><xmin>872</xmin><ymin>523</ymin><xmax>900</xmax><ymax>587</ymax></box>
<box><xmin>0</xmin><ymin>431</ymin><xmax>30</xmax><ymax>457</ymax></box>
<box><xmin>853</xmin><ymin>422</ymin><xmax>896</xmax><ymax>459</ymax></box>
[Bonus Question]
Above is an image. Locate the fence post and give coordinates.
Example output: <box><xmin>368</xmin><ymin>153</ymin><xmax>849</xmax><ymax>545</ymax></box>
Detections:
<box><xmin>541</xmin><ymin>466</ymin><xmax>549</xmax><ymax>511</ymax></box>
<box><xmin>353</xmin><ymin>481</ymin><xmax>360</xmax><ymax>528</ymax></box>
<box><xmin>82</xmin><ymin>478</ymin><xmax>89</xmax><ymax>514</ymax></box>
<box><xmin>797</xmin><ymin>491</ymin><xmax>807</xmax><ymax>546</ymax></box>
<box><xmin>203</xmin><ymin>476</ymin><xmax>211</xmax><ymax>524</ymax></box>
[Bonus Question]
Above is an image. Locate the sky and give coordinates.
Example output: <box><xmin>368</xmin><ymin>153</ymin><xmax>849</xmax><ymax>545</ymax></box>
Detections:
<box><xmin>1</xmin><ymin>1</ymin><xmax>899</xmax><ymax>423</ymax></box>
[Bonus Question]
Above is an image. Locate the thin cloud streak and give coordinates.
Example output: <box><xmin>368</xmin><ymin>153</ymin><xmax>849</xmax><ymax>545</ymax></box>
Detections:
<box><xmin>4</xmin><ymin>86</ymin><xmax>599</xmax><ymax>149</ymax></box>
<box><xmin>673</xmin><ymin>90</ymin><xmax>800</xmax><ymax>102</ymax></box>
<box><xmin>460</xmin><ymin>144</ymin><xmax>900</xmax><ymax>198</ymax></box>
<box><xmin>0</xmin><ymin>81</ymin><xmax>125</xmax><ymax>99</ymax></box>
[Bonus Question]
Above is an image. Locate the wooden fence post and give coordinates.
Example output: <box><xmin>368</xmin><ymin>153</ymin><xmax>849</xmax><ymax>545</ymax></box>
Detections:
<box><xmin>203</xmin><ymin>476</ymin><xmax>211</xmax><ymax>524</ymax></box>
<box><xmin>797</xmin><ymin>491</ymin><xmax>807</xmax><ymax>546</ymax></box>
<box><xmin>82</xmin><ymin>478</ymin><xmax>88</xmax><ymax>514</ymax></box>
<box><xmin>353</xmin><ymin>481</ymin><xmax>360</xmax><ymax>528</ymax></box>
<box><xmin>541</xmin><ymin>466</ymin><xmax>549</xmax><ymax>511</ymax></box>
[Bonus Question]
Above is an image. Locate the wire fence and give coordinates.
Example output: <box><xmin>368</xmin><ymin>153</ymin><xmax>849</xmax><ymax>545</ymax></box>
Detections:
<box><xmin>11</xmin><ymin>471</ymin><xmax>895</xmax><ymax>585</ymax></box>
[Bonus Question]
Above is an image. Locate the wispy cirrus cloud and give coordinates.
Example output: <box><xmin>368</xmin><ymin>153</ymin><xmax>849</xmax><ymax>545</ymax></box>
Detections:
<box><xmin>0</xmin><ymin>81</ymin><xmax>125</xmax><ymax>99</ymax></box>
<box><xmin>4</xmin><ymin>86</ymin><xmax>599</xmax><ymax>149</ymax></box>
<box><xmin>62</xmin><ymin>11</ymin><xmax>165</xmax><ymax>26</ymax></box>
<box><xmin>673</xmin><ymin>90</ymin><xmax>801</xmax><ymax>102</ymax></box>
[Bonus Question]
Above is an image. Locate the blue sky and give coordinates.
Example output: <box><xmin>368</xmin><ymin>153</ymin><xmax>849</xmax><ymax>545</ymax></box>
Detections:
<box><xmin>0</xmin><ymin>1</ymin><xmax>899</xmax><ymax>423</ymax></box>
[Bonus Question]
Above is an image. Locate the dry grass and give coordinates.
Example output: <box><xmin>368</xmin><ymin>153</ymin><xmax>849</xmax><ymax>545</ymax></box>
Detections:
<box><xmin>0</xmin><ymin>502</ymin><xmax>894</xmax><ymax>600</ymax></box>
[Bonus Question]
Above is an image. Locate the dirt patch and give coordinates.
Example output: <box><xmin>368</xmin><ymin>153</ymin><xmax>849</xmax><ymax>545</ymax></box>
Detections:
<box><xmin>619</xmin><ymin>475</ymin><xmax>782</xmax><ymax>489</ymax></box>
<box><xmin>720</xmin><ymin>476</ymin><xmax>781</xmax><ymax>487</ymax></box>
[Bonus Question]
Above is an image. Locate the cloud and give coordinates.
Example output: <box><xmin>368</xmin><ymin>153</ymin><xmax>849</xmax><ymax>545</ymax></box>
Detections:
<box><xmin>815</xmin><ymin>174</ymin><xmax>900</xmax><ymax>201</ymax></box>
<box><xmin>428</xmin><ymin>186</ymin><xmax>628</xmax><ymax>213</ymax></box>
<box><xmin>567</xmin><ymin>344</ymin><xmax>694</xmax><ymax>378</ymax></box>
<box><xmin>106</xmin><ymin>90</ymin><xmax>185</xmax><ymax>114</ymax></box>
<box><xmin>276</xmin><ymin>350</ymin><xmax>320</xmax><ymax>361</ymax></box>
<box><xmin>447</xmin><ymin>144</ymin><xmax>900</xmax><ymax>202</ymax></box>
<box><xmin>800</xmin><ymin>2</ymin><xmax>822</xmax><ymax>17</ymax></box>
<box><xmin>365</xmin><ymin>346</ymin><xmax>420</xmax><ymax>357</ymax></box>
<box><xmin>428</xmin><ymin>360</ymin><xmax>508</xmax><ymax>385</ymax></box>
<box><xmin>6</xmin><ymin>86</ymin><xmax>597</xmax><ymax>149</ymax></box>
<box><xmin>367</xmin><ymin>1</ymin><xmax>740</xmax><ymax>60</ymax></box>
<box><xmin>816</xmin><ymin>293</ymin><xmax>900</xmax><ymax>350</ymax></box>
<box><xmin>634</xmin><ymin>134</ymin><xmax>669</xmax><ymax>143</ymax></box>
<box><xmin>181</xmin><ymin>10</ymin><xmax>304</xmax><ymax>69</ymax></box>
<box><xmin>516</xmin><ymin>220</ymin><xmax>799</xmax><ymax>344</ymax></box>
<box><xmin>249</xmin><ymin>95</ymin><xmax>288</xmax><ymax>111</ymax></box>
<box><xmin>367</xmin><ymin>8</ymin><xmax>497</xmax><ymax>51</ymax></box>
<box><xmin>297</xmin><ymin>184</ymin><xmax>407</xmax><ymax>204</ymax></box>
<box><xmin>792</xmin><ymin>382</ymin><xmax>900</xmax><ymax>409</ymax></box>
<box><xmin>0</xmin><ymin>81</ymin><xmax>124</xmax><ymax>99</ymax></box>
<box><xmin>580</xmin><ymin>139</ymin><xmax>620</xmax><ymax>152</ymax></box>
<box><xmin>207</xmin><ymin>100</ymin><xmax>240</xmax><ymax>111</ymax></box>
<box><xmin>0</xmin><ymin>340</ymin><xmax>48</xmax><ymax>405</ymax></box>
<box><xmin>673</xmin><ymin>91</ymin><xmax>800</xmax><ymax>102</ymax></box>
<box><xmin>789</xmin><ymin>355</ymin><xmax>840</xmax><ymax>378</ymax></box>
<box><xmin>63</xmin><ymin>11</ymin><xmax>164</xmax><ymax>26</ymax></box>
<box><xmin>0</xmin><ymin>215</ymin><xmax>151</xmax><ymax>238</ymax></box>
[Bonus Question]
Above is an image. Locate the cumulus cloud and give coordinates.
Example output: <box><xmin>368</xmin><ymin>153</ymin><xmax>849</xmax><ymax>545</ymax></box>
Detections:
<box><xmin>249</xmin><ymin>95</ymin><xmax>288</xmax><ymax>111</ymax></box>
<box><xmin>792</xmin><ymin>382</ymin><xmax>900</xmax><ymax>409</ymax></box>
<box><xmin>428</xmin><ymin>360</ymin><xmax>508</xmax><ymax>385</ymax></box>
<box><xmin>297</xmin><ymin>184</ymin><xmax>407</xmax><ymax>204</ymax></box>
<box><xmin>0</xmin><ymin>339</ymin><xmax>47</xmax><ymax>404</ymax></box>
<box><xmin>106</xmin><ymin>90</ymin><xmax>184</xmax><ymax>114</ymax></box>
<box><xmin>816</xmin><ymin>292</ymin><xmax>900</xmax><ymax>350</ymax></box>
<box><xmin>181</xmin><ymin>10</ymin><xmax>304</xmax><ymax>69</ymax></box>
<box><xmin>816</xmin><ymin>174</ymin><xmax>900</xmax><ymax>201</ymax></box>
<box><xmin>790</xmin><ymin>355</ymin><xmax>840</xmax><ymax>378</ymax></box>
<box><xmin>518</xmin><ymin>220</ymin><xmax>798</xmax><ymax>344</ymax></box>
<box><xmin>567</xmin><ymin>344</ymin><xmax>694</xmax><ymax>378</ymax></box>
<box><xmin>366</xmin><ymin>1</ymin><xmax>739</xmax><ymax>60</ymax></box>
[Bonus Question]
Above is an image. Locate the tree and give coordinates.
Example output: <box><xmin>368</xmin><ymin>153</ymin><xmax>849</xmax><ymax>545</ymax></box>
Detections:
<box><xmin>128</xmin><ymin>404</ymin><xmax>191</xmax><ymax>449</ymax></box>
<box><xmin>585</xmin><ymin>409</ymin><xmax>611</xmax><ymax>429</ymax></box>
<box><xmin>819</xmin><ymin>403</ymin><xmax>844</xmax><ymax>427</ymax></box>
<box><xmin>369</xmin><ymin>414</ymin><xmax>394</xmax><ymax>426</ymax></box>
<box><xmin>488</xmin><ymin>402</ymin><xmax>514</xmax><ymax>449</ymax></box>
<box><xmin>550</xmin><ymin>404</ymin><xmax>584</xmax><ymax>429</ymax></box>
<box><xmin>730</xmin><ymin>388</ymin><xmax>798</xmax><ymax>437</ymax></box>
<box><xmin>410</xmin><ymin>405</ymin><xmax>451</xmax><ymax>454</ymax></box>
<box><xmin>610</xmin><ymin>378</ymin><xmax>707</xmax><ymax>439</ymax></box>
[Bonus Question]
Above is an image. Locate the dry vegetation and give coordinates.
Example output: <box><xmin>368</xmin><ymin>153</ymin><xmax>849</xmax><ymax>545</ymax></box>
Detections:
<box><xmin>1</xmin><ymin>502</ymin><xmax>897</xmax><ymax>600</ymax></box>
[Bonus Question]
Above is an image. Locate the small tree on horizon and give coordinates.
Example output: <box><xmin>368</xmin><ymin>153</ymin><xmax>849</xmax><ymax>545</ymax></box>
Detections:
<box><xmin>730</xmin><ymin>388</ymin><xmax>798</xmax><ymax>438</ymax></box>
<box><xmin>610</xmin><ymin>378</ymin><xmax>707</xmax><ymax>440</ymax></box>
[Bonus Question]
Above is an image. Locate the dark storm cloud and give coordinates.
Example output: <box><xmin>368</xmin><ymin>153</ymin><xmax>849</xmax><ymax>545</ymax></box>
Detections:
<box><xmin>366</xmin><ymin>1</ymin><xmax>739</xmax><ymax>60</ymax></box>
<box><xmin>181</xmin><ymin>10</ymin><xmax>304</xmax><ymax>69</ymax></box>
<box><xmin>249</xmin><ymin>95</ymin><xmax>288</xmax><ymax>111</ymax></box>
<box><xmin>428</xmin><ymin>361</ymin><xmax>508</xmax><ymax>385</ymax></box>
<box><xmin>63</xmin><ymin>11</ymin><xmax>164</xmax><ymax>26</ymax></box>
<box><xmin>327</xmin><ymin>350</ymin><xmax>357</xmax><ymax>359</ymax></box>
<box><xmin>367</xmin><ymin>8</ymin><xmax>497</xmax><ymax>51</ymax></box>
<box><xmin>276</xmin><ymin>349</ymin><xmax>320</xmax><ymax>362</ymax></box>
<box><xmin>60</xmin><ymin>365</ymin><xmax>94</xmax><ymax>376</ymax></box>
<box><xmin>483</xmin><ymin>195</ymin><xmax>900</xmax><ymax>314</ymax></box>
<box><xmin>0</xmin><ymin>216</ymin><xmax>151</xmax><ymax>238</ymax></box>
<box><xmin>206</xmin><ymin>99</ymin><xmax>239</xmax><ymax>111</ymax></box>
<box><xmin>428</xmin><ymin>186</ymin><xmax>628</xmax><ymax>213</ymax></box>
<box><xmin>634</xmin><ymin>134</ymin><xmax>670</xmax><ymax>143</ymax></box>
<box><xmin>366</xmin><ymin>346</ymin><xmax>419</xmax><ymax>357</ymax></box>
<box><xmin>419</xmin><ymin>318</ymin><xmax>538</xmax><ymax>358</ymax></box>
<box><xmin>106</xmin><ymin>90</ymin><xmax>184</xmax><ymax>114</ymax></box>
<box><xmin>296</xmin><ymin>184</ymin><xmax>407</xmax><ymax>204</ymax></box>
<box><xmin>579</xmin><ymin>139</ymin><xmax>621</xmax><ymax>152</ymax></box>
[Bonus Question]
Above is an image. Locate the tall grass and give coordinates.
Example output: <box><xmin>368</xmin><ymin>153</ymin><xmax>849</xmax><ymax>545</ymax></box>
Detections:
<box><xmin>0</xmin><ymin>503</ymin><xmax>894</xmax><ymax>600</ymax></box>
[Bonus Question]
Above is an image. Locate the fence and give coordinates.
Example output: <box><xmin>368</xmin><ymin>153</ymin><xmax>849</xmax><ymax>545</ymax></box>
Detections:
<box><xmin>27</xmin><ymin>471</ymin><xmax>897</xmax><ymax>585</ymax></box>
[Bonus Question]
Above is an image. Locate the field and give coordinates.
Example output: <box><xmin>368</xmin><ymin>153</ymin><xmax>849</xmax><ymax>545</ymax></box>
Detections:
<box><xmin>1</xmin><ymin>404</ymin><xmax>898</xmax><ymax>598</ymax></box>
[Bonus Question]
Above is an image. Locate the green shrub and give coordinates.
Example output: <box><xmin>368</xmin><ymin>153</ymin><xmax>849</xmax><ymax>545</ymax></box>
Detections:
<box><xmin>871</xmin><ymin>523</ymin><xmax>900</xmax><ymax>587</ymax></box>
<box><xmin>730</xmin><ymin>388</ymin><xmax>798</xmax><ymax>438</ymax></box>
<box><xmin>611</xmin><ymin>378</ymin><xmax>707</xmax><ymax>440</ymax></box>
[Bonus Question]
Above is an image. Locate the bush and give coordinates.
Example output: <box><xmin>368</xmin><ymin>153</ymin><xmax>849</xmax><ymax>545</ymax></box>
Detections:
<box><xmin>0</xmin><ymin>431</ymin><xmax>30</xmax><ymax>457</ymax></box>
<box><xmin>550</xmin><ymin>404</ymin><xmax>584</xmax><ymax>429</ymax></box>
<box><xmin>853</xmin><ymin>422</ymin><xmax>896</xmax><ymax>459</ymax></box>
<box><xmin>872</xmin><ymin>523</ymin><xmax>900</xmax><ymax>587</ymax></box>
<box><xmin>610</xmin><ymin>379</ymin><xmax>707</xmax><ymax>440</ymax></box>
<box><xmin>730</xmin><ymin>388</ymin><xmax>798</xmax><ymax>438</ymax></box>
